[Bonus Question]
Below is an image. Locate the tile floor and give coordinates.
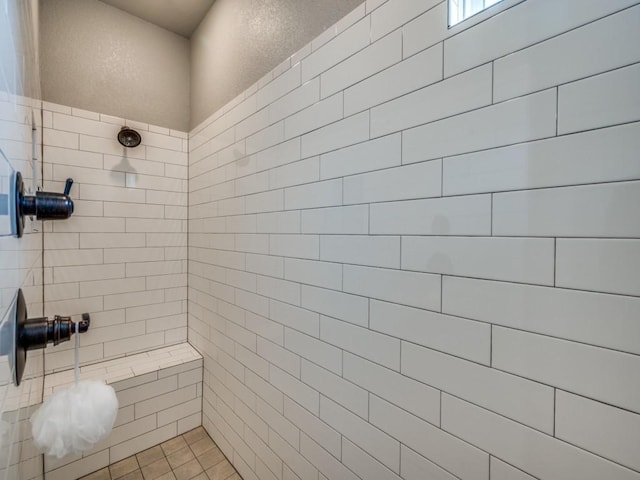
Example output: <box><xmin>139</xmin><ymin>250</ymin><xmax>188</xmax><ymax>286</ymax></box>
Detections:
<box><xmin>80</xmin><ymin>427</ymin><xmax>240</xmax><ymax>480</ymax></box>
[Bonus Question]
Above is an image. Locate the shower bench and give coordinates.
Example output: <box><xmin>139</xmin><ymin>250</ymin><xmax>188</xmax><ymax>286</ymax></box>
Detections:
<box><xmin>41</xmin><ymin>343</ymin><xmax>203</xmax><ymax>480</ymax></box>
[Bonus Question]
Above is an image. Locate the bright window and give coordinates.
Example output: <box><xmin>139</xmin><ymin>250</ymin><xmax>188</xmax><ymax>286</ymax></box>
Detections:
<box><xmin>449</xmin><ymin>0</ymin><xmax>503</xmax><ymax>26</ymax></box>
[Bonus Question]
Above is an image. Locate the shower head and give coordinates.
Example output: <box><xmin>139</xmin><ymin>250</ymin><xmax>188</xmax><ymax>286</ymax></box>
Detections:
<box><xmin>117</xmin><ymin>126</ymin><xmax>142</xmax><ymax>148</ymax></box>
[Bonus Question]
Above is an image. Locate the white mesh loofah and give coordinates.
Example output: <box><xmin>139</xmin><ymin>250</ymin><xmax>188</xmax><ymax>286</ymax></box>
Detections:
<box><xmin>31</xmin><ymin>380</ymin><xmax>118</xmax><ymax>458</ymax></box>
<box><xmin>31</xmin><ymin>322</ymin><xmax>118</xmax><ymax>458</ymax></box>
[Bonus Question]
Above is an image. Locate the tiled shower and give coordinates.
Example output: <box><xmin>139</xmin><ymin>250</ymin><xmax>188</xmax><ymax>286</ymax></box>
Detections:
<box><xmin>1</xmin><ymin>0</ymin><xmax>639</xmax><ymax>479</ymax></box>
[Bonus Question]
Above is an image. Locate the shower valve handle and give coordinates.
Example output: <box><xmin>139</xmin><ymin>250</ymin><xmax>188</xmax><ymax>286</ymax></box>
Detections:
<box><xmin>63</xmin><ymin>178</ymin><xmax>74</xmax><ymax>196</ymax></box>
<box><xmin>21</xmin><ymin>312</ymin><xmax>91</xmax><ymax>350</ymax></box>
<box><xmin>12</xmin><ymin>289</ymin><xmax>91</xmax><ymax>385</ymax></box>
<box><xmin>14</xmin><ymin>172</ymin><xmax>75</xmax><ymax>237</ymax></box>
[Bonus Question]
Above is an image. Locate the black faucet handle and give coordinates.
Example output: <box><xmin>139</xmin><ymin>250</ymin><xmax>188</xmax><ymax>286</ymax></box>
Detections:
<box><xmin>63</xmin><ymin>178</ymin><xmax>74</xmax><ymax>196</ymax></box>
<box><xmin>78</xmin><ymin>313</ymin><xmax>91</xmax><ymax>333</ymax></box>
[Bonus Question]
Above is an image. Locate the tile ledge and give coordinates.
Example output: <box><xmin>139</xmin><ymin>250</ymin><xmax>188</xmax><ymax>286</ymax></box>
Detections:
<box><xmin>43</xmin><ymin>343</ymin><xmax>202</xmax><ymax>397</ymax></box>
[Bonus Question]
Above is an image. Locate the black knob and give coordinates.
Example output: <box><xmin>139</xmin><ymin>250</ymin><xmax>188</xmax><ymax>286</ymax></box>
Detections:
<box><xmin>13</xmin><ymin>289</ymin><xmax>91</xmax><ymax>385</ymax></box>
<box><xmin>33</xmin><ymin>191</ymin><xmax>74</xmax><ymax>220</ymax></box>
<box><xmin>63</xmin><ymin>178</ymin><xmax>73</xmax><ymax>196</ymax></box>
<box><xmin>14</xmin><ymin>172</ymin><xmax>75</xmax><ymax>237</ymax></box>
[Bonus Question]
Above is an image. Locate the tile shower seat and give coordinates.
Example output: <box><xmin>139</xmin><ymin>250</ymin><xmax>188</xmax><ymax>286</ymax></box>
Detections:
<box><xmin>42</xmin><ymin>343</ymin><xmax>203</xmax><ymax>480</ymax></box>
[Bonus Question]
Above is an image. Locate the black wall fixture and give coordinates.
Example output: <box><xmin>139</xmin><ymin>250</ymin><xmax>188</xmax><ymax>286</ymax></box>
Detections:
<box><xmin>12</xmin><ymin>289</ymin><xmax>90</xmax><ymax>385</ymax></box>
<box><xmin>117</xmin><ymin>126</ymin><xmax>142</xmax><ymax>148</ymax></box>
<box><xmin>14</xmin><ymin>171</ymin><xmax>74</xmax><ymax>237</ymax></box>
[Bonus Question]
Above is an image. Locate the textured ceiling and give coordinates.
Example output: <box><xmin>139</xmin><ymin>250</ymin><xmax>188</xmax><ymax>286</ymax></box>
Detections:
<box><xmin>99</xmin><ymin>0</ymin><xmax>215</xmax><ymax>37</ymax></box>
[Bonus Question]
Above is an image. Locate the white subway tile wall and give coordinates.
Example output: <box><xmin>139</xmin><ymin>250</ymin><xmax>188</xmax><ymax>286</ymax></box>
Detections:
<box><xmin>0</xmin><ymin>94</ymin><xmax>44</xmax><ymax>479</ymax></box>
<box><xmin>186</xmin><ymin>1</ymin><xmax>640</xmax><ymax>480</ymax></box>
<box><xmin>42</xmin><ymin>104</ymin><xmax>188</xmax><ymax>372</ymax></box>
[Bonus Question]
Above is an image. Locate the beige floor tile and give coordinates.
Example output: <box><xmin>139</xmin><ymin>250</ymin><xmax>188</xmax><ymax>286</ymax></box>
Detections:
<box><xmin>205</xmin><ymin>459</ymin><xmax>235</xmax><ymax>480</ymax></box>
<box><xmin>167</xmin><ymin>446</ymin><xmax>195</xmax><ymax>469</ymax></box>
<box><xmin>141</xmin><ymin>457</ymin><xmax>172</xmax><ymax>480</ymax></box>
<box><xmin>110</xmin><ymin>456</ymin><xmax>139</xmax><ymax>479</ymax></box>
<box><xmin>137</xmin><ymin>445</ymin><xmax>165</xmax><ymax>467</ymax></box>
<box><xmin>161</xmin><ymin>436</ymin><xmax>189</xmax><ymax>456</ymax></box>
<box><xmin>120</xmin><ymin>470</ymin><xmax>143</xmax><ymax>480</ymax></box>
<box><xmin>174</xmin><ymin>458</ymin><xmax>204</xmax><ymax>480</ymax></box>
<box><xmin>101</xmin><ymin>427</ymin><xmax>239</xmax><ymax>480</ymax></box>
<box><xmin>154</xmin><ymin>471</ymin><xmax>177</xmax><ymax>480</ymax></box>
<box><xmin>197</xmin><ymin>447</ymin><xmax>225</xmax><ymax>470</ymax></box>
<box><xmin>189</xmin><ymin>437</ymin><xmax>215</xmax><ymax>457</ymax></box>
<box><xmin>183</xmin><ymin>427</ymin><xmax>207</xmax><ymax>445</ymax></box>
<box><xmin>80</xmin><ymin>467</ymin><xmax>111</xmax><ymax>480</ymax></box>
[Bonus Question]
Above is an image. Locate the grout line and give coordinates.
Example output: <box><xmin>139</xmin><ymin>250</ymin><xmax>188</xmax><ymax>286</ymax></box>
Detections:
<box><xmin>489</xmin><ymin>324</ymin><xmax>493</xmax><ymax>367</ymax></box>
<box><xmin>556</xmin><ymin>86</ymin><xmax>560</xmax><ymax>137</ymax></box>
<box><xmin>553</xmin><ymin>238</ymin><xmax>557</xmax><ymax>287</ymax></box>
<box><xmin>553</xmin><ymin>388</ymin><xmax>557</xmax><ymax>437</ymax></box>
<box><xmin>490</xmin><ymin>193</ymin><xmax>494</xmax><ymax>236</ymax></box>
<box><xmin>441</xmin><ymin>40</ymin><xmax>445</xmax><ymax>79</ymax></box>
<box><xmin>191</xmin><ymin>155</ymin><xmax>640</xmax><ymax>207</ymax></box>
<box><xmin>491</xmin><ymin>61</ymin><xmax>495</xmax><ymax>104</ymax></box>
